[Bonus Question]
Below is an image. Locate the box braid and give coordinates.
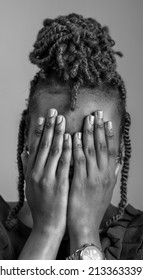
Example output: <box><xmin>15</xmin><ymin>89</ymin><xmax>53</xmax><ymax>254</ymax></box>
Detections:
<box><xmin>5</xmin><ymin>109</ymin><xmax>27</xmax><ymax>230</ymax></box>
<box><xmin>5</xmin><ymin>13</ymin><xmax>131</xmax><ymax>232</ymax></box>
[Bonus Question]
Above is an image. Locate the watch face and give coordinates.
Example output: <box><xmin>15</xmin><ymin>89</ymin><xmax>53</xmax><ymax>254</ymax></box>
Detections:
<box><xmin>80</xmin><ymin>245</ymin><xmax>104</xmax><ymax>260</ymax></box>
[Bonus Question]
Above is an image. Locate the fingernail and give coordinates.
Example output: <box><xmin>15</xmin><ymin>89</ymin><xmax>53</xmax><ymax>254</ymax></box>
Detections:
<box><xmin>64</xmin><ymin>133</ymin><xmax>69</xmax><ymax>141</ymax></box>
<box><xmin>57</xmin><ymin>115</ymin><xmax>63</xmax><ymax>124</ymax></box>
<box><xmin>105</xmin><ymin>121</ymin><xmax>113</xmax><ymax>137</ymax></box>
<box><xmin>95</xmin><ymin>110</ymin><xmax>103</xmax><ymax>127</ymax></box>
<box><xmin>89</xmin><ymin>115</ymin><xmax>94</xmax><ymax>125</ymax></box>
<box><xmin>38</xmin><ymin>117</ymin><xmax>44</xmax><ymax>125</ymax></box>
<box><xmin>77</xmin><ymin>132</ymin><xmax>82</xmax><ymax>140</ymax></box>
<box><xmin>48</xmin><ymin>108</ymin><xmax>57</xmax><ymax>117</ymax></box>
<box><xmin>96</xmin><ymin>110</ymin><xmax>103</xmax><ymax>119</ymax></box>
<box><xmin>107</xmin><ymin>121</ymin><xmax>112</xmax><ymax>130</ymax></box>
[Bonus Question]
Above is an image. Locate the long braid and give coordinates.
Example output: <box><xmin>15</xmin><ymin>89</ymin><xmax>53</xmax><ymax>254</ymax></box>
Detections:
<box><xmin>5</xmin><ymin>73</ymin><xmax>43</xmax><ymax>231</ymax></box>
<box><xmin>119</xmin><ymin>112</ymin><xmax>131</xmax><ymax>212</ymax></box>
<box><xmin>101</xmin><ymin>111</ymin><xmax>131</xmax><ymax>232</ymax></box>
<box><xmin>5</xmin><ymin>110</ymin><xmax>27</xmax><ymax>230</ymax></box>
<box><xmin>6</xmin><ymin>13</ymin><xmax>132</xmax><ymax>231</ymax></box>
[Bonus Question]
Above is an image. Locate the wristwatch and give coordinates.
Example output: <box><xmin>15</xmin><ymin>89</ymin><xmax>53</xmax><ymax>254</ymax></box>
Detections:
<box><xmin>66</xmin><ymin>244</ymin><xmax>105</xmax><ymax>260</ymax></box>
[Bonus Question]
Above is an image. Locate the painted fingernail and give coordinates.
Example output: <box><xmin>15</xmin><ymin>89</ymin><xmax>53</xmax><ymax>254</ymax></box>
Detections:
<box><xmin>105</xmin><ymin>121</ymin><xmax>113</xmax><ymax>137</ymax></box>
<box><xmin>89</xmin><ymin>115</ymin><xmax>94</xmax><ymax>125</ymax></box>
<box><xmin>38</xmin><ymin>117</ymin><xmax>44</xmax><ymax>125</ymax></box>
<box><xmin>107</xmin><ymin>121</ymin><xmax>112</xmax><ymax>130</ymax></box>
<box><xmin>75</xmin><ymin>132</ymin><xmax>82</xmax><ymax>146</ymax></box>
<box><xmin>64</xmin><ymin>133</ymin><xmax>69</xmax><ymax>141</ymax></box>
<box><xmin>96</xmin><ymin>110</ymin><xmax>103</xmax><ymax>119</ymax></box>
<box><xmin>77</xmin><ymin>132</ymin><xmax>82</xmax><ymax>140</ymax></box>
<box><xmin>95</xmin><ymin>110</ymin><xmax>103</xmax><ymax>127</ymax></box>
<box><xmin>57</xmin><ymin>115</ymin><xmax>63</xmax><ymax>124</ymax></box>
<box><xmin>48</xmin><ymin>108</ymin><xmax>57</xmax><ymax>117</ymax></box>
<box><xmin>64</xmin><ymin>134</ymin><xmax>71</xmax><ymax>149</ymax></box>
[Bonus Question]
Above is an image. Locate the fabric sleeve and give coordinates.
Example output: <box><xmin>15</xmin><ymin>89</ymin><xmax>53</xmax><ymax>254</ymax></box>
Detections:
<box><xmin>101</xmin><ymin>204</ymin><xmax>143</xmax><ymax>260</ymax></box>
<box><xmin>0</xmin><ymin>222</ymin><xmax>14</xmax><ymax>260</ymax></box>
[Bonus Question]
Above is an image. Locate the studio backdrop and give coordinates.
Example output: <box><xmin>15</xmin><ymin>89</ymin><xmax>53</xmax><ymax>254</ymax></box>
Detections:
<box><xmin>0</xmin><ymin>0</ymin><xmax>143</xmax><ymax>210</ymax></box>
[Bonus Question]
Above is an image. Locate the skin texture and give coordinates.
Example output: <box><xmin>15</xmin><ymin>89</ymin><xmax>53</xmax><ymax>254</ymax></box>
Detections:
<box><xmin>28</xmin><ymin>86</ymin><xmax>121</xmax><ymax>153</ymax></box>
<box><xmin>19</xmin><ymin>84</ymin><xmax>122</xmax><ymax>259</ymax></box>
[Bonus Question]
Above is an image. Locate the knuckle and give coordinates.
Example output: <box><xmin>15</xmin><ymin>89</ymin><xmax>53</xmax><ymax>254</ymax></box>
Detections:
<box><xmin>102</xmin><ymin>173</ymin><xmax>111</xmax><ymax>188</ymax></box>
<box><xmin>108</xmin><ymin>148</ymin><xmax>116</xmax><ymax>158</ymax></box>
<box><xmin>56</xmin><ymin>182</ymin><xmax>66</xmax><ymax>194</ymax></box>
<box><xmin>105</xmin><ymin>129</ymin><xmax>114</xmax><ymax>138</ymax></box>
<box><xmin>58</xmin><ymin>156</ymin><xmax>69</xmax><ymax>168</ymax></box>
<box><xmin>54</xmin><ymin>127</ymin><xmax>63</xmax><ymax>135</ymax></box>
<box><xmin>106</xmin><ymin>133</ymin><xmax>114</xmax><ymax>138</ymax></box>
<box><xmin>40</xmin><ymin>177</ymin><xmax>48</xmax><ymax>191</ymax></box>
<box><xmin>63</xmin><ymin>142</ymin><xmax>71</xmax><ymax>151</ymax></box>
<box><xmin>31</xmin><ymin>170</ymin><xmax>39</xmax><ymax>184</ymax></box>
<box><xmin>34</xmin><ymin>126</ymin><xmax>43</xmax><ymax>137</ymax></box>
<box><xmin>83</xmin><ymin>128</ymin><xmax>94</xmax><ymax>136</ymax></box>
<box><xmin>85</xmin><ymin>146</ymin><xmax>95</xmax><ymax>157</ymax></box>
<box><xmin>95</xmin><ymin>122</ymin><xmax>104</xmax><ymax>128</ymax></box>
<box><xmin>74</xmin><ymin>143</ymin><xmax>83</xmax><ymax>150</ymax></box>
<box><xmin>29</xmin><ymin>144</ymin><xmax>36</xmax><ymax>154</ymax></box>
<box><xmin>98</xmin><ymin>142</ymin><xmax>107</xmax><ymax>152</ymax></box>
<box><xmin>50</xmin><ymin>145</ymin><xmax>60</xmax><ymax>156</ymax></box>
<box><xmin>45</xmin><ymin>118</ymin><xmax>54</xmax><ymax>128</ymax></box>
<box><xmin>59</xmin><ymin>177</ymin><xmax>68</xmax><ymax>188</ymax></box>
<box><xmin>40</xmin><ymin>140</ymin><xmax>50</xmax><ymax>150</ymax></box>
<box><xmin>75</xmin><ymin>156</ymin><xmax>86</xmax><ymax>165</ymax></box>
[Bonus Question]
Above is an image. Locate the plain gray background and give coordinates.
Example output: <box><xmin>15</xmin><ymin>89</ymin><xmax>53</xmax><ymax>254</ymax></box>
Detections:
<box><xmin>0</xmin><ymin>0</ymin><xmax>143</xmax><ymax>210</ymax></box>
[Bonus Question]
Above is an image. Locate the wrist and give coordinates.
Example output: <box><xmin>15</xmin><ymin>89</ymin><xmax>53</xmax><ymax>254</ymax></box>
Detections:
<box><xmin>33</xmin><ymin>223</ymin><xmax>65</xmax><ymax>241</ymax></box>
<box><xmin>18</xmin><ymin>228</ymin><xmax>62</xmax><ymax>260</ymax></box>
<box><xmin>70</xmin><ymin>229</ymin><xmax>101</xmax><ymax>255</ymax></box>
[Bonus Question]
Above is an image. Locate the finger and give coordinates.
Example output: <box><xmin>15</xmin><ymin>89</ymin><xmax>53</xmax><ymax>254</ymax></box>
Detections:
<box><xmin>44</xmin><ymin>115</ymin><xmax>65</xmax><ymax>179</ymax></box>
<box><xmin>56</xmin><ymin>133</ymin><xmax>72</xmax><ymax>184</ymax></box>
<box><xmin>105</xmin><ymin>121</ymin><xmax>116</xmax><ymax>173</ymax></box>
<box><xmin>94</xmin><ymin>110</ymin><xmax>108</xmax><ymax>170</ymax></box>
<box><xmin>27</xmin><ymin>117</ymin><xmax>45</xmax><ymax>174</ymax></box>
<box><xmin>21</xmin><ymin>150</ymin><xmax>28</xmax><ymax>178</ymax></box>
<box><xmin>34</xmin><ymin>108</ymin><xmax>57</xmax><ymax>176</ymax></box>
<box><xmin>83</xmin><ymin>115</ymin><xmax>98</xmax><ymax>177</ymax></box>
<box><xmin>73</xmin><ymin>132</ymin><xmax>87</xmax><ymax>179</ymax></box>
<box><xmin>115</xmin><ymin>163</ymin><xmax>120</xmax><ymax>177</ymax></box>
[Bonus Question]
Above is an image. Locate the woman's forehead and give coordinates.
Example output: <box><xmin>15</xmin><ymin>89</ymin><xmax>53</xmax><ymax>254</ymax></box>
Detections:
<box><xmin>36</xmin><ymin>87</ymin><xmax>116</xmax><ymax>114</ymax></box>
<box><xmin>30</xmin><ymin>88</ymin><xmax>121</xmax><ymax>138</ymax></box>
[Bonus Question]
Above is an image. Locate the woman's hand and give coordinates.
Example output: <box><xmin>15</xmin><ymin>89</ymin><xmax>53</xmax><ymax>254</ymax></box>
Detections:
<box><xmin>20</xmin><ymin>108</ymin><xmax>72</xmax><ymax>259</ymax></box>
<box><xmin>68</xmin><ymin>111</ymin><xmax>120</xmax><ymax>252</ymax></box>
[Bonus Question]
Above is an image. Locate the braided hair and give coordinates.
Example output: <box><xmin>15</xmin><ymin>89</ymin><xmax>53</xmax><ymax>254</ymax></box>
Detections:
<box><xmin>5</xmin><ymin>13</ymin><xmax>131</xmax><ymax>232</ymax></box>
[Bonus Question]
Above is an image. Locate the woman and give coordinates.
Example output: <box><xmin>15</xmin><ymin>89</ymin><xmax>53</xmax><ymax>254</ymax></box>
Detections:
<box><xmin>0</xmin><ymin>13</ymin><xmax>143</xmax><ymax>260</ymax></box>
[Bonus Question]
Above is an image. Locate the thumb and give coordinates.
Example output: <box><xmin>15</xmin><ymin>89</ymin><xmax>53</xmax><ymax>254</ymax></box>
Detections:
<box><xmin>21</xmin><ymin>150</ymin><xmax>28</xmax><ymax>178</ymax></box>
<box><xmin>115</xmin><ymin>163</ymin><xmax>120</xmax><ymax>177</ymax></box>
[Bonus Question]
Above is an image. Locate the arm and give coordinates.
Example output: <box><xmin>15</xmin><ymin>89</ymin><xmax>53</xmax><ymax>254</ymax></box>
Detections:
<box><xmin>68</xmin><ymin>111</ymin><xmax>120</xmax><ymax>258</ymax></box>
<box><xmin>19</xmin><ymin>109</ymin><xmax>72</xmax><ymax>259</ymax></box>
<box><xmin>18</xmin><ymin>229</ymin><xmax>61</xmax><ymax>260</ymax></box>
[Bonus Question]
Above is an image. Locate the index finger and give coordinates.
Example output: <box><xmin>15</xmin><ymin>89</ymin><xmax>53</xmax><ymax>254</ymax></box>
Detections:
<box><xmin>26</xmin><ymin>117</ymin><xmax>45</xmax><ymax>176</ymax></box>
<box><xmin>105</xmin><ymin>121</ymin><xmax>116</xmax><ymax>173</ymax></box>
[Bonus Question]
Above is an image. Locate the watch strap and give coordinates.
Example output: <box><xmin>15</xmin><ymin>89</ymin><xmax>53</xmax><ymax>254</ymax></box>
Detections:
<box><xmin>66</xmin><ymin>243</ymin><xmax>105</xmax><ymax>260</ymax></box>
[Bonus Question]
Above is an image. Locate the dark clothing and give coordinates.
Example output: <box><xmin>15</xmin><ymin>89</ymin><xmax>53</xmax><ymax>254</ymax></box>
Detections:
<box><xmin>0</xmin><ymin>195</ymin><xmax>143</xmax><ymax>260</ymax></box>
